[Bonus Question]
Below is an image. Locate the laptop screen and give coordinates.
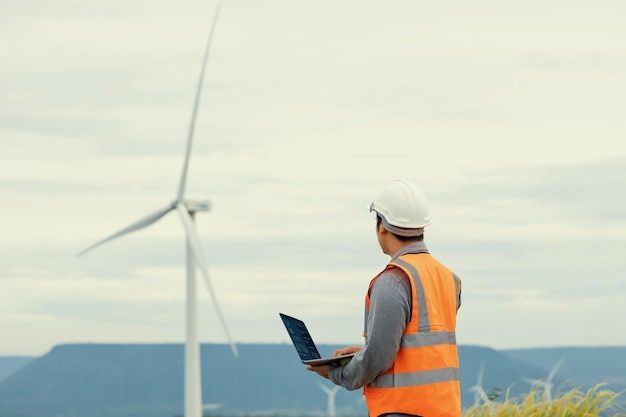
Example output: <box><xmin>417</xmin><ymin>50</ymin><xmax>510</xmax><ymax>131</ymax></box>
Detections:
<box><xmin>279</xmin><ymin>313</ymin><xmax>321</xmax><ymax>361</ymax></box>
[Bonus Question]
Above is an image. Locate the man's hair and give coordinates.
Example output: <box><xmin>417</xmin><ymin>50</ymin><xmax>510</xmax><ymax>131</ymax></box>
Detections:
<box><xmin>376</xmin><ymin>214</ymin><xmax>424</xmax><ymax>242</ymax></box>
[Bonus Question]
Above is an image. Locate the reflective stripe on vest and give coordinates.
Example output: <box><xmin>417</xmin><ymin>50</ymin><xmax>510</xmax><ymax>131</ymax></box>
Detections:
<box><xmin>368</xmin><ymin>366</ymin><xmax>460</xmax><ymax>388</ymax></box>
<box><xmin>363</xmin><ymin>253</ymin><xmax>462</xmax><ymax>417</ymax></box>
<box><xmin>401</xmin><ymin>330</ymin><xmax>456</xmax><ymax>348</ymax></box>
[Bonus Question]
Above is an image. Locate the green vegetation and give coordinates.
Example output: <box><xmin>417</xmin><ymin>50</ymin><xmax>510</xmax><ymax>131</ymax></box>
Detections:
<box><xmin>463</xmin><ymin>384</ymin><xmax>625</xmax><ymax>417</ymax></box>
<box><xmin>197</xmin><ymin>385</ymin><xmax>626</xmax><ymax>417</ymax></box>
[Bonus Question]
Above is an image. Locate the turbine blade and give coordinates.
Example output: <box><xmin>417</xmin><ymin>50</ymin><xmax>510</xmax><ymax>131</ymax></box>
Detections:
<box><xmin>547</xmin><ymin>357</ymin><xmax>564</xmax><ymax>381</ymax></box>
<box><xmin>478</xmin><ymin>388</ymin><xmax>490</xmax><ymax>402</ymax></box>
<box><xmin>317</xmin><ymin>380</ymin><xmax>332</xmax><ymax>395</ymax></box>
<box><xmin>473</xmin><ymin>391</ymin><xmax>480</xmax><ymax>406</ymax></box>
<box><xmin>176</xmin><ymin>204</ymin><xmax>238</xmax><ymax>357</ymax></box>
<box><xmin>477</xmin><ymin>361</ymin><xmax>485</xmax><ymax>385</ymax></box>
<box><xmin>77</xmin><ymin>203</ymin><xmax>176</xmax><ymax>257</ymax></box>
<box><xmin>177</xmin><ymin>3</ymin><xmax>222</xmax><ymax>202</ymax></box>
<box><xmin>523</xmin><ymin>377</ymin><xmax>540</xmax><ymax>386</ymax></box>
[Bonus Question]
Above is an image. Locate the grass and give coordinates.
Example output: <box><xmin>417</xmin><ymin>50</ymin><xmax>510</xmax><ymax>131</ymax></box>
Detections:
<box><xmin>197</xmin><ymin>384</ymin><xmax>626</xmax><ymax>417</ymax></box>
<box><xmin>463</xmin><ymin>384</ymin><xmax>626</xmax><ymax>417</ymax></box>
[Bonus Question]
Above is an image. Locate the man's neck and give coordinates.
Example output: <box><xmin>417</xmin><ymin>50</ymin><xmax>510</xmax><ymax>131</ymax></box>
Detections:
<box><xmin>389</xmin><ymin>241</ymin><xmax>428</xmax><ymax>260</ymax></box>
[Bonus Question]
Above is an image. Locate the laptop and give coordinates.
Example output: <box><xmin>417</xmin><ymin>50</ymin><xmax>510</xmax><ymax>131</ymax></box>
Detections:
<box><xmin>279</xmin><ymin>313</ymin><xmax>355</xmax><ymax>366</ymax></box>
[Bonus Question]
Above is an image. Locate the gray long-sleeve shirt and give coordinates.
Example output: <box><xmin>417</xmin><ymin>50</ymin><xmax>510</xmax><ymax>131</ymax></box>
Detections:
<box><xmin>328</xmin><ymin>242</ymin><xmax>428</xmax><ymax>391</ymax></box>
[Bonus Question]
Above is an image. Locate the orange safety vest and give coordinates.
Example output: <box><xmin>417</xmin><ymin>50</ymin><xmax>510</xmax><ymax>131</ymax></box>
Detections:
<box><xmin>363</xmin><ymin>253</ymin><xmax>462</xmax><ymax>417</ymax></box>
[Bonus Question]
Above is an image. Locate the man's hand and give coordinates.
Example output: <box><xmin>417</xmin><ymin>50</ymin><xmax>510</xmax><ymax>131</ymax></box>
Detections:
<box><xmin>307</xmin><ymin>345</ymin><xmax>362</xmax><ymax>378</ymax></box>
<box><xmin>333</xmin><ymin>346</ymin><xmax>361</xmax><ymax>356</ymax></box>
<box><xmin>306</xmin><ymin>364</ymin><xmax>331</xmax><ymax>378</ymax></box>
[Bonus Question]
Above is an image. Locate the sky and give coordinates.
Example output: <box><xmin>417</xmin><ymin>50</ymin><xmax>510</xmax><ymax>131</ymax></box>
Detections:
<box><xmin>1</xmin><ymin>0</ymin><xmax>625</xmax><ymax>356</ymax></box>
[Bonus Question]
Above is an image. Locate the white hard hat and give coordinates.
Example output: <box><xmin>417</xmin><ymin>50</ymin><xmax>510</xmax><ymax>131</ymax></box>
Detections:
<box><xmin>369</xmin><ymin>179</ymin><xmax>431</xmax><ymax>236</ymax></box>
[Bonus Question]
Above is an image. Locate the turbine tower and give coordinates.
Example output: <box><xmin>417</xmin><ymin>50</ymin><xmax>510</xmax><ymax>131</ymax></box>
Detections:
<box><xmin>469</xmin><ymin>360</ymin><xmax>490</xmax><ymax>406</ymax></box>
<box><xmin>523</xmin><ymin>357</ymin><xmax>565</xmax><ymax>402</ymax></box>
<box><xmin>317</xmin><ymin>381</ymin><xmax>341</xmax><ymax>417</ymax></box>
<box><xmin>77</xmin><ymin>5</ymin><xmax>237</xmax><ymax>417</ymax></box>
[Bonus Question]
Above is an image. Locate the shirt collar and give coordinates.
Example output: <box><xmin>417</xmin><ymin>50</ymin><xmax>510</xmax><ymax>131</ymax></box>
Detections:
<box><xmin>391</xmin><ymin>241</ymin><xmax>429</xmax><ymax>261</ymax></box>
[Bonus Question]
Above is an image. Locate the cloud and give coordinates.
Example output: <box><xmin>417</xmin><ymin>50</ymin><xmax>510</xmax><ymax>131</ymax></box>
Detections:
<box><xmin>1</xmin><ymin>0</ymin><xmax>626</xmax><ymax>355</ymax></box>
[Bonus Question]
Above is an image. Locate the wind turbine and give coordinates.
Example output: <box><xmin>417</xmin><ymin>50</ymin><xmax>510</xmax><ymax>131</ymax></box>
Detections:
<box><xmin>469</xmin><ymin>360</ymin><xmax>490</xmax><ymax>406</ymax></box>
<box><xmin>77</xmin><ymin>5</ymin><xmax>237</xmax><ymax>417</ymax></box>
<box><xmin>523</xmin><ymin>357</ymin><xmax>565</xmax><ymax>402</ymax></box>
<box><xmin>317</xmin><ymin>381</ymin><xmax>341</xmax><ymax>417</ymax></box>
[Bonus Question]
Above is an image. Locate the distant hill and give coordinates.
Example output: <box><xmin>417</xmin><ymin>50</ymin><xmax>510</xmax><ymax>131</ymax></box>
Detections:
<box><xmin>503</xmin><ymin>346</ymin><xmax>626</xmax><ymax>394</ymax></box>
<box><xmin>0</xmin><ymin>344</ymin><xmax>365</xmax><ymax>417</ymax></box>
<box><xmin>0</xmin><ymin>344</ymin><xmax>623</xmax><ymax>417</ymax></box>
<box><xmin>459</xmin><ymin>345</ymin><xmax>561</xmax><ymax>399</ymax></box>
<box><xmin>0</xmin><ymin>357</ymin><xmax>34</xmax><ymax>382</ymax></box>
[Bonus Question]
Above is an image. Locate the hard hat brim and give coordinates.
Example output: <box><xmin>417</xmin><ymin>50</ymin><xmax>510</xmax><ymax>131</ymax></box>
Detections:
<box><xmin>370</xmin><ymin>203</ymin><xmax>425</xmax><ymax>237</ymax></box>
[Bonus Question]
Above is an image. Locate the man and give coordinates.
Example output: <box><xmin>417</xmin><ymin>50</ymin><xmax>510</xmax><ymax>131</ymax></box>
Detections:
<box><xmin>307</xmin><ymin>179</ymin><xmax>462</xmax><ymax>417</ymax></box>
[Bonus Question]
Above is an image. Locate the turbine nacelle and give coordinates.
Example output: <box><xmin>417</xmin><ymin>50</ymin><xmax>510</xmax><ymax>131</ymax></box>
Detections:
<box><xmin>523</xmin><ymin>358</ymin><xmax>564</xmax><ymax>402</ymax></box>
<box><xmin>182</xmin><ymin>199</ymin><xmax>211</xmax><ymax>213</ymax></box>
<box><xmin>469</xmin><ymin>385</ymin><xmax>490</xmax><ymax>405</ymax></box>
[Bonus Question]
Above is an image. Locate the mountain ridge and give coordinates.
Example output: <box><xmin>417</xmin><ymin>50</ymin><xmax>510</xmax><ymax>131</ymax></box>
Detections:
<box><xmin>1</xmin><ymin>343</ymin><xmax>624</xmax><ymax>417</ymax></box>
